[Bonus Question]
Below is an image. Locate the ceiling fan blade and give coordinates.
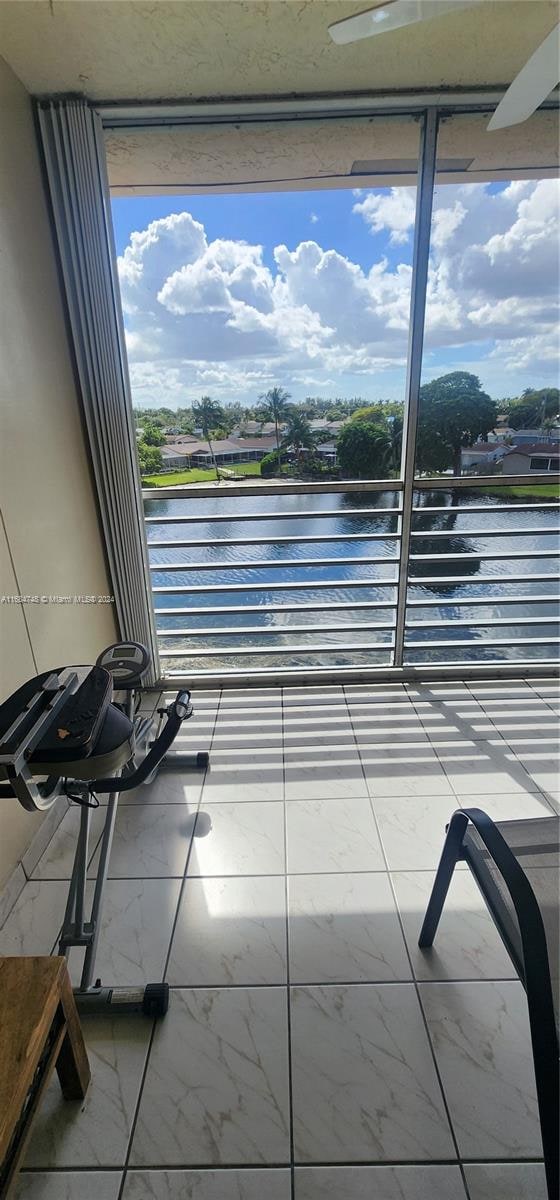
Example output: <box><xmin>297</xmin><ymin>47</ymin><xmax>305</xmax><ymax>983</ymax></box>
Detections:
<box><xmin>487</xmin><ymin>23</ymin><xmax>560</xmax><ymax>131</ymax></box>
<box><xmin>328</xmin><ymin>0</ymin><xmax>478</xmax><ymax>46</ymax></box>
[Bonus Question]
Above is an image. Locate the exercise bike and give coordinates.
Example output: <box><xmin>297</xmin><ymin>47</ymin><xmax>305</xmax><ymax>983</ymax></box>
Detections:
<box><xmin>0</xmin><ymin>642</ymin><xmax>205</xmax><ymax>1018</ymax></box>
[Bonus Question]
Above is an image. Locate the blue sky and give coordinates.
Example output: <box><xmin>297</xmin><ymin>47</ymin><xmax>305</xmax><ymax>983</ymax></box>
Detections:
<box><xmin>112</xmin><ymin>179</ymin><xmax>559</xmax><ymax>409</ymax></box>
<box><xmin>112</xmin><ymin>189</ymin><xmax>409</xmax><ymax>277</ymax></box>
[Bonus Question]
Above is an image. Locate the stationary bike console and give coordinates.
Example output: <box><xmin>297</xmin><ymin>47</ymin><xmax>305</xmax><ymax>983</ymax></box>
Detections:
<box><xmin>96</xmin><ymin>641</ymin><xmax>150</xmax><ymax>686</ymax></box>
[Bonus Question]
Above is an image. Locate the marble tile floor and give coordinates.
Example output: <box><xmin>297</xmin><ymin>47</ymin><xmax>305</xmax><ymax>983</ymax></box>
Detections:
<box><xmin>2</xmin><ymin>677</ymin><xmax>557</xmax><ymax>1200</ymax></box>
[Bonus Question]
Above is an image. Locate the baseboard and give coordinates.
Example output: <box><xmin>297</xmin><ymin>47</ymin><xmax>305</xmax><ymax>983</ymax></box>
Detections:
<box><xmin>0</xmin><ymin>795</ymin><xmax>69</xmax><ymax>929</ymax></box>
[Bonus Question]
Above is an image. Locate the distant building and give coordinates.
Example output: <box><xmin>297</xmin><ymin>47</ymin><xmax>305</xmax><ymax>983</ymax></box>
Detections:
<box><xmin>461</xmin><ymin>442</ymin><xmax>507</xmax><ymax>472</ymax></box>
<box><xmin>235</xmin><ymin>420</ymin><xmax>280</xmax><ymax>437</ymax></box>
<box><xmin>502</xmin><ymin>443</ymin><xmax>560</xmax><ymax>475</ymax></box>
<box><xmin>487</xmin><ymin>426</ymin><xmax>515</xmax><ymax>443</ymax></box>
<box><xmin>315</xmin><ymin>440</ymin><xmax>338</xmax><ymax>464</ymax></box>
<box><xmin>160</xmin><ymin>435</ymin><xmax>277</xmax><ymax>471</ymax></box>
<box><xmin>509</xmin><ymin>428</ymin><xmax>560</xmax><ymax>445</ymax></box>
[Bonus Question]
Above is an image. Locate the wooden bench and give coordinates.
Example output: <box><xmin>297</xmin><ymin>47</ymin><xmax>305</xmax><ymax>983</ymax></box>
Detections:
<box><xmin>0</xmin><ymin>956</ymin><xmax>90</xmax><ymax>1198</ymax></box>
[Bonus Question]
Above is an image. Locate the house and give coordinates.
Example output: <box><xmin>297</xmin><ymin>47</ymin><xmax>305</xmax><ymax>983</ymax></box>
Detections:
<box><xmin>160</xmin><ymin>435</ymin><xmax>278</xmax><ymax>470</ymax></box>
<box><xmin>502</xmin><ymin>443</ymin><xmax>560</xmax><ymax>475</ymax></box>
<box><xmin>510</xmin><ymin>428</ymin><xmax>560</xmax><ymax>445</ymax></box>
<box><xmin>487</xmin><ymin>426</ymin><xmax>515</xmax><ymax>443</ymax></box>
<box><xmin>460</xmin><ymin>442</ymin><xmax>508</xmax><ymax>472</ymax></box>
<box><xmin>315</xmin><ymin>440</ymin><xmax>338</xmax><ymax>463</ymax></box>
<box><xmin>159</xmin><ymin>446</ymin><xmax>191</xmax><ymax>469</ymax></box>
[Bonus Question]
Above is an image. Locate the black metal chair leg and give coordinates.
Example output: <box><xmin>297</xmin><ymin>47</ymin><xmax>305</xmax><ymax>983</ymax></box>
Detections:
<box><xmin>523</xmin><ymin>938</ymin><xmax>559</xmax><ymax>1200</ymax></box>
<box><xmin>418</xmin><ymin>810</ymin><xmax>469</xmax><ymax>947</ymax></box>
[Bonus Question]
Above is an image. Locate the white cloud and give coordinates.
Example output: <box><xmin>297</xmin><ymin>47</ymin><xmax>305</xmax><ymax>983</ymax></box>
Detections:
<box><xmin>310</xmin><ymin>212</ymin><xmax>319</xmax><ymax>224</ymax></box>
<box><xmin>352</xmin><ymin>187</ymin><xmax>417</xmax><ymax>244</ymax></box>
<box><xmin>117</xmin><ymin>179</ymin><xmax>559</xmax><ymax>405</ymax></box>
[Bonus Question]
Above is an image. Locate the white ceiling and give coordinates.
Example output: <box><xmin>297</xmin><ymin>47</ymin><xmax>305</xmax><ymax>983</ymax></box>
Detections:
<box><xmin>0</xmin><ymin>1</ymin><xmax>558</xmax><ymax>102</ymax></box>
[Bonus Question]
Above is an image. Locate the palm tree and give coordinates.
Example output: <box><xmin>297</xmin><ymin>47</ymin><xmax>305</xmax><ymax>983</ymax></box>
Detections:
<box><xmin>259</xmin><ymin>386</ymin><xmax>291</xmax><ymax>468</ymax></box>
<box><xmin>192</xmin><ymin>396</ymin><xmax>224</xmax><ymax>480</ymax></box>
<box><xmin>281</xmin><ymin>410</ymin><xmax>319</xmax><ymax>467</ymax></box>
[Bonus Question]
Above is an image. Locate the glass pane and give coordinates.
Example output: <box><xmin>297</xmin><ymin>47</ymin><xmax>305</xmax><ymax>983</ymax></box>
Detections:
<box><xmin>110</xmin><ymin>113</ymin><xmax>419</xmax><ymax>673</ymax></box>
<box><xmin>415</xmin><ymin>108</ymin><xmax>560</xmax><ymax>480</ymax></box>
<box><xmin>407</xmin><ymin>109</ymin><xmax>559</xmax><ymax>667</ymax></box>
<box><xmin>110</xmin><ymin>113</ymin><xmax>419</xmax><ymax>485</ymax></box>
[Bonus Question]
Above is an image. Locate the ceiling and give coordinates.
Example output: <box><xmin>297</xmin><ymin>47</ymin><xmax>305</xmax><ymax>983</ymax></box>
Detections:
<box><xmin>0</xmin><ymin>1</ymin><xmax>558</xmax><ymax>103</ymax></box>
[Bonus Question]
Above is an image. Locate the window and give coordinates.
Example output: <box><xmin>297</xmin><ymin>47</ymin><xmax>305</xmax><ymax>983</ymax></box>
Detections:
<box><xmin>530</xmin><ymin>456</ymin><xmax>550</xmax><ymax>470</ymax></box>
<box><xmin>415</xmin><ymin>110</ymin><xmax>559</xmax><ymax>480</ymax></box>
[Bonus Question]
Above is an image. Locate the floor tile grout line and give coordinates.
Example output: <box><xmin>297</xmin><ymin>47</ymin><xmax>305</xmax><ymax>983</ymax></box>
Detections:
<box><xmin>17</xmin><ymin>1152</ymin><xmax>549</xmax><ymax>1171</ymax></box>
<box><xmin>463</xmin><ymin>679</ymin><xmax>558</xmax><ymax>816</ymax></box>
<box><xmin>116</xmin><ymin>686</ymin><xmax>224</xmax><ymax>1200</ymax></box>
<box><xmin>525</xmin><ymin>675</ymin><xmax>560</xmax><ymax>711</ymax></box>
<box><xmin>160</xmin><ymin>977</ymin><xmax>516</xmax><ymax>989</ymax></box>
<box><xmin>424</xmin><ymin>718</ymin><xmax>546</xmax><ymax>806</ymax></box>
<box><xmin>342</xmin><ymin>681</ymin><xmax>471</xmax><ymax>1193</ymax></box>
<box><xmin>281</xmin><ymin>687</ymin><xmax>297</xmax><ymax>1200</ymax></box>
<box><xmin>19</xmin><ymin>1154</ymin><xmax>548</xmax><ymax>1173</ymax></box>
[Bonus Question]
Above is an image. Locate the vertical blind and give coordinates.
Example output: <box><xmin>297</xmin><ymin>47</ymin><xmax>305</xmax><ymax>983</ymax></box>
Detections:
<box><xmin>36</xmin><ymin>98</ymin><xmax>158</xmax><ymax>681</ymax></box>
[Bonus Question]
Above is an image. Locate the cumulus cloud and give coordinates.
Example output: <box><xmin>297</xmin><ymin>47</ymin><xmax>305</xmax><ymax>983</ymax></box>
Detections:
<box><xmin>117</xmin><ymin>179</ymin><xmax>559</xmax><ymax>405</ymax></box>
<box><xmin>353</xmin><ymin>187</ymin><xmax>417</xmax><ymax>244</ymax></box>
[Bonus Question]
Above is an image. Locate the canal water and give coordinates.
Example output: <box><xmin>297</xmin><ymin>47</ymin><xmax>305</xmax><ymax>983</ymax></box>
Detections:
<box><xmin>144</xmin><ymin>489</ymin><xmax>559</xmax><ymax>671</ymax></box>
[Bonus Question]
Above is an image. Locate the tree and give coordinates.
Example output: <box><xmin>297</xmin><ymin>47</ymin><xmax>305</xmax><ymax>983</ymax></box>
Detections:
<box><xmin>416</xmin><ymin>372</ymin><xmax>496</xmax><ymax>475</ymax></box>
<box><xmin>349</xmin><ymin>401</ymin><xmax>403</xmax><ymax>474</ymax></box>
<box><xmin>192</xmin><ymin>395</ymin><xmax>224</xmax><ymax>479</ymax></box>
<box><xmin>336</xmin><ymin>422</ymin><xmax>392</xmax><ymax>479</ymax></box>
<box><xmin>350</xmin><ymin>401</ymin><xmax>403</xmax><ymax>427</ymax></box>
<box><xmin>137</xmin><ymin>442</ymin><xmax>163</xmax><ymax>474</ymax></box>
<box><xmin>259</xmin><ymin>386</ymin><xmax>291</xmax><ymax>468</ymax></box>
<box><xmin>281</xmin><ymin>410</ymin><xmax>319</xmax><ymax>464</ymax></box>
<box><xmin>505</xmin><ymin>388</ymin><xmax>560</xmax><ymax>431</ymax></box>
<box><xmin>260</xmin><ymin>448</ymin><xmax>282</xmax><ymax>477</ymax></box>
<box><xmin>141</xmin><ymin>422</ymin><xmax>165</xmax><ymax>447</ymax></box>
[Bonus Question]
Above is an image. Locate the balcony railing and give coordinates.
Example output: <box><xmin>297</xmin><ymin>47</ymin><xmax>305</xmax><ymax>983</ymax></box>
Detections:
<box><xmin>142</xmin><ymin>473</ymin><xmax>559</xmax><ymax>684</ymax></box>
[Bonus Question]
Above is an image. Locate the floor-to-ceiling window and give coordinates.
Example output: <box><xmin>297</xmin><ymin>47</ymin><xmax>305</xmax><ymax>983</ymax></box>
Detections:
<box><xmin>407</xmin><ymin>110</ymin><xmax>560</xmax><ymax>667</ymax></box>
<box><xmin>109</xmin><ymin>114</ymin><xmax>421</xmax><ymax>675</ymax></box>
<box><xmin>106</xmin><ymin>103</ymin><xmax>559</xmax><ymax>680</ymax></box>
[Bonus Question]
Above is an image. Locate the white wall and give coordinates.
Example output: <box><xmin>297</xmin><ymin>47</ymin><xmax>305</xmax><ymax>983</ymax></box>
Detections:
<box><xmin>0</xmin><ymin>56</ymin><xmax>117</xmax><ymax>891</ymax></box>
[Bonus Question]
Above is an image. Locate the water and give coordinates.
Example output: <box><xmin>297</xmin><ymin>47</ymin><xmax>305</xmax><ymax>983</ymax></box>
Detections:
<box><xmin>144</xmin><ymin>489</ymin><xmax>559</xmax><ymax>671</ymax></box>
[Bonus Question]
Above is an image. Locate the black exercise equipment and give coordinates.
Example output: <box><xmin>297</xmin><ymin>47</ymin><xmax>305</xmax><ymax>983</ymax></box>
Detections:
<box><xmin>0</xmin><ymin>644</ymin><xmax>202</xmax><ymax>1018</ymax></box>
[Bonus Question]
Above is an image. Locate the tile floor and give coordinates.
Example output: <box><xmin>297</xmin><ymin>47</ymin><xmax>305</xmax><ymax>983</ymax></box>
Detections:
<box><xmin>2</xmin><ymin>677</ymin><xmax>557</xmax><ymax>1200</ymax></box>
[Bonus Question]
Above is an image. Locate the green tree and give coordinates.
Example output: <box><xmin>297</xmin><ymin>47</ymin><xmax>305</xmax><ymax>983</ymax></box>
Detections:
<box><xmin>416</xmin><ymin>372</ymin><xmax>496</xmax><ymax>475</ymax></box>
<box><xmin>192</xmin><ymin>395</ymin><xmax>224</xmax><ymax>479</ymax></box>
<box><xmin>142</xmin><ymin>422</ymin><xmax>165</xmax><ymax>447</ymax></box>
<box><xmin>505</xmin><ymin>388</ymin><xmax>560</xmax><ymax>431</ymax></box>
<box><xmin>336</xmin><ymin>422</ymin><xmax>392</xmax><ymax>479</ymax></box>
<box><xmin>350</xmin><ymin>401</ymin><xmax>403</xmax><ymax>427</ymax></box>
<box><xmin>137</xmin><ymin>442</ymin><xmax>163</xmax><ymax>474</ymax></box>
<box><xmin>349</xmin><ymin>401</ymin><xmax>403</xmax><ymax>474</ymax></box>
<box><xmin>259</xmin><ymin>386</ymin><xmax>291</xmax><ymax>468</ymax></box>
<box><xmin>260</xmin><ymin>448</ymin><xmax>282</xmax><ymax>477</ymax></box>
<box><xmin>281</xmin><ymin>410</ymin><xmax>319</xmax><ymax>464</ymax></box>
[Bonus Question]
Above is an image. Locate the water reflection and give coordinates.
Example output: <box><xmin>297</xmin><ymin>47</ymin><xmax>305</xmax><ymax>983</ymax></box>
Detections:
<box><xmin>144</xmin><ymin>487</ymin><xmax>558</xmax><ymax>670</ymax></box>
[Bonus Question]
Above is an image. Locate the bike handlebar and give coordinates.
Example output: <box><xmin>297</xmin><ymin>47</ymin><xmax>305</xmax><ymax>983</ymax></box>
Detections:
<box><xmin>93</xmin><ymin>689</ymin><xmax>192</xmax><ymax>794</ymax></box>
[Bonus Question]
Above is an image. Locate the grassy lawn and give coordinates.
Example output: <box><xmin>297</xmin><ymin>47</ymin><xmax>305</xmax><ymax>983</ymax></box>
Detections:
<box><xmin>473</xmin><ymin>483</ymin><xmax>559</xmax><ymax>500</ymax></box>
<box><xmin>142</xmin><ymin>462</ymin><xmax>262</xmax><ymax>487</ymax></box>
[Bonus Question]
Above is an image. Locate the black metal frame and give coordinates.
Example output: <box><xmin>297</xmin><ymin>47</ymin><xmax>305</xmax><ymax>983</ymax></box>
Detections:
<box><xmin>419</xmin><ymin>807</ymin><xmax>559</xmax><ymax>1199</ymax></box>
<box><xmin>1</xmin><ymin>667</ymin><xmax>195</xmax><ymax>1017</ymax></box>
